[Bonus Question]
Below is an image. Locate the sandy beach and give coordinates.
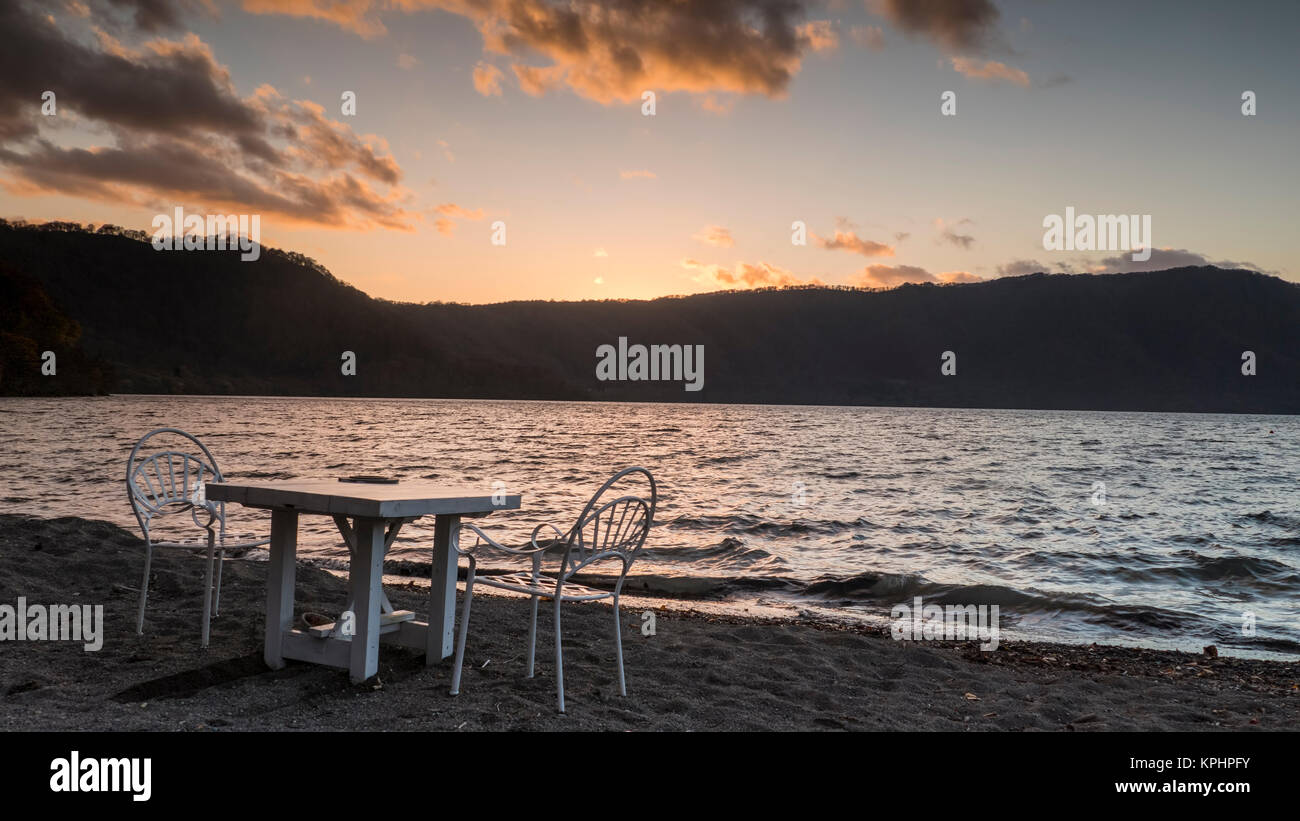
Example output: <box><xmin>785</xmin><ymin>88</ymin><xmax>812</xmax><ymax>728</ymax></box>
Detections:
<box><xmin>1</xmin><ymin>513</ymin><xmax>1296</xmax><ymax>732</ymax></box>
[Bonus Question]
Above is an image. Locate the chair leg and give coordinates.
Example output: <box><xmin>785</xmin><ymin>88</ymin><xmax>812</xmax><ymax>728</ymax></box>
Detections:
<box><xmin>450</xmin><ymin>559</ymin><xmax>476</xmax><ymax>696</ymax></box>
<box><xmin>136</xmin><ymin>544</ymin><xmax>153</xmax><ymax>635</ymax></box>
<box><xmin>526</xmin><ymin>594</ymin><xmax>539</xmax><ymax>678</ymax></box>
<box><xmin>212</xmin><ymin>548</ymin><xmax>225</xmax><ymax>617</ymax></box>
<box><xmin>613</xmin><ymin>593</ymin><xmax>627</xmax><ymax>697</ymax></box>
<box><xmin>200</xmin><ymin>532</ymin><xmax>216</xmax><ymax>648</ymax></box>
<box><xmin>554</xmin><ymin>597</ymin><xmax>565</xmax><ymax>713</ymax></box>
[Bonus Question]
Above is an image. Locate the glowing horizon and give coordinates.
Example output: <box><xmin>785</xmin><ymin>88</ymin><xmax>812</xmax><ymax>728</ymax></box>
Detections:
<box><xmin>2</xmin><ymin>0</ymin><xmax>1296</xmax><ymax>304</ymax></box>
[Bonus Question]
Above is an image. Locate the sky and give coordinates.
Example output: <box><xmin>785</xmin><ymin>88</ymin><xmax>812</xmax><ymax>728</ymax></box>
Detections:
<box><xmin>1</xmin><ymin>0</ymin><xmax>1297</xmax><ymax>304</ymax></box>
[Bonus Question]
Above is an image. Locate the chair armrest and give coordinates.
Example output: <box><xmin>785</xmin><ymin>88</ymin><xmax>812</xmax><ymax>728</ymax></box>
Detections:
<box><xmin>458</xmin><ymin>521</ymin><xmax>564</xmax><ymax>557</ymax></box>
<box><xmin>568</xmin><ymin>550</ymin><xmax>631</xmax><ymax>577</ymax></box>
<box><xmin>190</xmin><ymin>501</ymin><xmax>219</xmax><ymax>532</ymax></box>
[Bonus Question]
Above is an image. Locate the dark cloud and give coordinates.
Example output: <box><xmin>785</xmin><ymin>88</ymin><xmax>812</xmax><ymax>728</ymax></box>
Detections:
<box><xmin>994</xmin><ymin>252</ymin><xmax>1275</xmax><ymax>278</ymax></box>
<box><xmin>939</xmin><ymin>227</ymin><xmax>975</xmax><ymax>248</ymax></box>
<box><xmin>0</xmin><ymin>1</ymin><xmax>410</xmax><ymax>230</ymax></box>
<box><xmin>0</xmin><ymin>4</ymin><xmax>256</xmax><ymax>140</ymax></box>
<box><xmin>996</xmin><ymin>259</ymin><xmax>1051</xmax><ymax>276</ymax></box>
<box><xmin>936</xmin><ymin>218</ymin><xmax>975</xmax><ymax>248</ymax></box>
<box><xmin>1038</xmin><ymin>72</ymin><xmax>1073</xmax><ymax>88</ymax></box>
<box><xmin>868</xmin><ymin>0</ymin><xmax>1000</xmax><ymax>53</ymax></box>
<box><xmin>250</xmin><ymin>0</ymin><xmax>823</xmax><ymax>102</ymax></box>
<box><xmin>101</xmin><ymin>0</ymin><xmax>189</xmax><ymax>32</ymax></box>
<box><xmin>1085</xmin><ymin>248</ymin><xmax>1275</xmax><ymax>275</ymax></box>
<box><xmin>0</xmin><ymin>135</ymin><xmax>407</xmax><ymax>229</ymax></box>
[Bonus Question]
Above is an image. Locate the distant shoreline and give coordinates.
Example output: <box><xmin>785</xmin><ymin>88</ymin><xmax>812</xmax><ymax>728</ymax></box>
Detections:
<box><xmin>4</xmin><ymin>393</ymin><xmax>1298</xmax><ymax>418</ymax></box>
<box><xmin>4</xmin><ymin>224</ymin><xmax>1298</xmax><ymax>412</ymax></box>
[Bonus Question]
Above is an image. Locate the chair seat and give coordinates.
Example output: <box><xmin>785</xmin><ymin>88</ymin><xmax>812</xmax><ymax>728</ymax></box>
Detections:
<box><xmin>151</xmin><ymin>534</ymin><xmax>269</xmax><ymax>551</ymax></box>
<box><xmin>474</xmin><ymin>572</ymin><xmax>614</xmax><ymax>602</ymax></box>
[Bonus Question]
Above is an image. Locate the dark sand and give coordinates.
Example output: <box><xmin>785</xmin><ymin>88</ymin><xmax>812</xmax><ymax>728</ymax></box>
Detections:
<box><xmin>1</xmin><ymin>514</ymin><xmax>1296</xmax><ymax>731</ymax></box>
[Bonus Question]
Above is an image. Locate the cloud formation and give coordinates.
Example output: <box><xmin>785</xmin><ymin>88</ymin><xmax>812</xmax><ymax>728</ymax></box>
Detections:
<box><xmin>850</xmin><ymin>25</ymin><xmax>886</xmax><ymax>51</ymax></box>
<box><xmin>251</xmin><ymin>0</ymin><xmax>828</xmax><ymax>103</ymax></box>
<box><xmin>850</xmin><ymin>263</ymin><xmax>980</xmax><ymax>288</ymax></box>
<box><xmin>996</xmin><ymin>259</ymin><xmax>1050</xmax><ymax>276</ymax></box>
<box><xmin>682</xmin><ymin>258</ymin><xmax>821</xmax><ymax>289</ymax></box>
<box><xmin>798</xmin><ymin>20</ymin><xmax>839</xmax><ymax>52</ymax></box>
<box><xmin>473</xmin><ymin>62</ymin><xmax>504</xmax><ymax>96</ymax></box>
<box><xmin>242</xmin><ymin>0</ymin><xmax>387</xmax><ymax>38</ymax></box>
<box><xmin>996</xmin><ymin>250</ymin><xmax>1274</xmax><ymax>277</ymax></box>
<box><xmin>868</xmin><ymin>0</ymin><xmax>1000</xmax><ymax>53</ymax></box>
<box><xmin>87</xmin><ymin>0</ymin><xmax>197</xmax><ymax>33</ymax></box>
<box><xmin>1081</xmin><ymin>247</ymin><xmax>1275</xmax><ymax>275</ymax></box>
<box><xmin>434</xmin><ymin>202</ymin><xmax>484</xmax><ymax>220</ymax></box>
<box><xmin>431</xmin><ymin>201</ymin><xmax>485</xmax><ymax>235</ymax></box>
<box><xmin>950</xmin><ymin>56</ymin><xmax>1029</xmax><ymax>86</ymax></box>
<box><xmin>935</xmin><ymin>217</ymin><xmax>975</xmax><ymax>248</ymax></box>
<box><xmin>692</xmin><ymin>225</ymin><xmax>735</xmax><ymax>248</ymax></box>
<box><xmin>0</xmin><ymin>2</ymin><xmax>411</xmax><ymax>230</ymax></box>
<box><xmin>815</xmin><ymin>227</ymin><xmax>895</xmax><ymax>257</ymax></box>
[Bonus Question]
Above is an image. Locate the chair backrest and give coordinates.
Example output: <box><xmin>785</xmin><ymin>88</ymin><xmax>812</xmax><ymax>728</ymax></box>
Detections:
<box><xmin>559</xmin><ymin>467</ymin><xmax>657</xmax><ymax>578</ymax></box>
<box><xmin>126</xmin><ymin>428</ymin><xmax>225</xmax><ymax>541</ymax></box>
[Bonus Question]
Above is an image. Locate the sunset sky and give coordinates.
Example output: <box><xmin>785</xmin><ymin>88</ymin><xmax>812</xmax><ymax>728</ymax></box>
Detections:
<box><xmin>2</xmin><ymin>0</ymin><xmax>1297</xmax><ymax>303</ymax></box>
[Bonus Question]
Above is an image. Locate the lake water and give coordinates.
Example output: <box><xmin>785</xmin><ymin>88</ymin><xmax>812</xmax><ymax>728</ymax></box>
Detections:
<box><xmin>1</xmin><ymin>396</ymin><xmax>1297</xmax><ymax>657</ymax></box>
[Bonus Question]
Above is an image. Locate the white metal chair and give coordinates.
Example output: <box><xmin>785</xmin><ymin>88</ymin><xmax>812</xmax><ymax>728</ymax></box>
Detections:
<box><xmin>450</xmin><ymin>467</ymin><xmax>657</xmax><ymax>712</ymax></box>
<box><xmin>127</xmin><ymin>427</ymin><xmax>269</xmax><ymax>647</ymax></box>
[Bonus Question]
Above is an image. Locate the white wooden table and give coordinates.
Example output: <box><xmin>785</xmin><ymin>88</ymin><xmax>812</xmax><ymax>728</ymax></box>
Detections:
<box><xmin>205</xmin><ymin>479</ymin><xmax>521</xmax><ymax>683</ymax></box>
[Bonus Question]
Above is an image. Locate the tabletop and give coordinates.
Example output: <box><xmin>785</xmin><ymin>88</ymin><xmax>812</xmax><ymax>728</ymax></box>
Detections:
<box><xmin>205</xmin><ymin>478</ymin><xmax>522</xmax><ymax>518</ymax></box>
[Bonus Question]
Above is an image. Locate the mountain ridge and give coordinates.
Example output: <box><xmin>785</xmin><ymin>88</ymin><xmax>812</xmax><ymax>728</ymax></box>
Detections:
<box><xmin>1</xmin><ymin>220</ymin><xmax>1297</xmax><ymax>413</ymax></box>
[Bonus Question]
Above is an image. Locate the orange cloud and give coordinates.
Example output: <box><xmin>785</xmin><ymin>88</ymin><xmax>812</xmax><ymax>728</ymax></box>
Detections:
<box><xmin>682</xmin><ymin>258</ymin><xmax>822</xmax><ymax>289</ymax></box>
<box><xmin>692</xmin><ymin>225</ymin><xmax>734</xmax><ymax>248</ymax></box>
<box><xmin>434</xmin><ymin>203</ymin><xmax>485</xmax><ymax>219</ymax></box>
<box><xmin>798</xmin><ymin>20</ymin><xmax>839</xmax><ymax>52</ymax></box>
<box><xmin>473</xmin><ymin>62</ymin><xmax>504</xmax><ymax>96</ymax></box>
<box><xmin>242</xmin><ymin>0</ymin><xmax>386</xmax><ymax>38</ymax></box>
<box><xmin>619</xmin><ymin>170</ymin><xmax>656</xmax><ymax>180</ymax></box>
<box><xmin>255</xmin><ymin>0</ymin><xmax>824</xmax><ymax>104</ymax></box>
<box><xmin>511</xmin><ymin>63</ymin><xmax>566</xmax><ymax>97</ymax></box>
<box><xmin>849</xmin><ymin>264</ymin><xmax>981</xmax><ymax>288</ymax></box>
<box><xmin>949</xmin><ymin>57</ymin><xmax>1030</xmax><ymax>87</ymax></box>
<box><xmin>815</xmin><ymin>229</ymin><xmax>895</xmax><ymax>257</ymax></box>
<box><xmin>429</xmin><ymin>202</ymin><xmax>484</xmax><ymax>235</ymax></box>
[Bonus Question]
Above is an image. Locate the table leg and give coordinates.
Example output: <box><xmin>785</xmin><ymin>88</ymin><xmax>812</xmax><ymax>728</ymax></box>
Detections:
<box><xmin>349</xmin><ymin>517</ymin><xmax>386</xmax><ymax>684</ymax></box>
<box><xmin>334</xmin><ymin>514</ymin><xmax>403</xmax><ymax>616</ymax></box>
<box><xmin>265</xmin><ymin>509</ymin><xmax>298</xmax><ymax>670</ymax></box>
<box><xmin>427</xmin><ymin>514</ymin><xmax>461</xmax><ymax>662</ymax></box>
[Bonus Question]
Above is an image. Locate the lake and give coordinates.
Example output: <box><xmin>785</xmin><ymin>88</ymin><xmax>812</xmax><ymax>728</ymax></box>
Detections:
<box><xmin>1</xmin><ymin>396</ymin><xmax>1296</xmax><ymax>657</ymax></box>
